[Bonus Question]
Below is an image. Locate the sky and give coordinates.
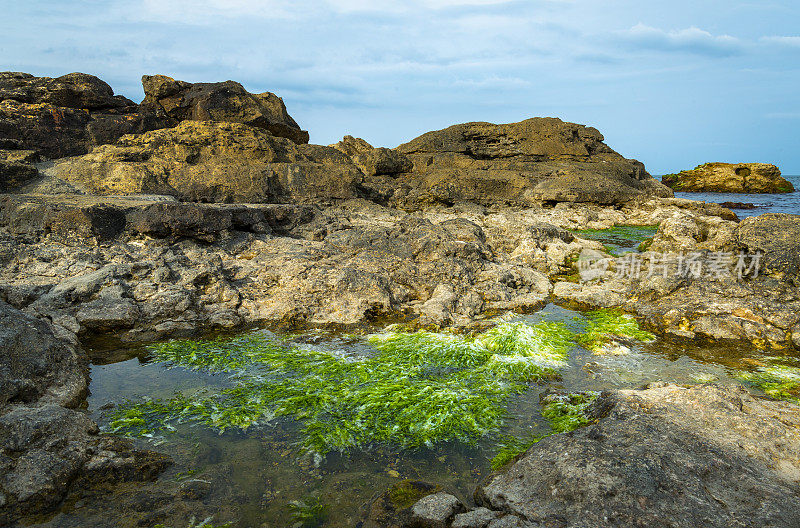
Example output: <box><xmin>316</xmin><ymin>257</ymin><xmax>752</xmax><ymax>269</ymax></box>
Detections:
<box><xmin>1</xmin><ymin>0</ymin><xmax>799</xmax><ymax>174</ymax></box>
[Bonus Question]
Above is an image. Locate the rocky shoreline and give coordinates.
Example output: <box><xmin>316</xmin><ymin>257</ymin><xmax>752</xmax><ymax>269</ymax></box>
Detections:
<box><xmin>2</xmin><ymin>71</ymin><xmax>800</xmax><ymax>527</ymax></box>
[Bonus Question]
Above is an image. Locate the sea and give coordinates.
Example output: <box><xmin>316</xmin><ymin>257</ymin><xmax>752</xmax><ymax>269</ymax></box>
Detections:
<box><xmin>664</xmin><ymin>173</ymin><xmax>800</xmax><ymax>218</ymax></box>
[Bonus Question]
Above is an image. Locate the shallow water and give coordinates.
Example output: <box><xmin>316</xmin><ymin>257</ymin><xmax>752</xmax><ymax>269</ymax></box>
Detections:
<box><xmin>64</xmin><ymin>304</ymin><xmax>798</xmax><ymax>527</ymax></box>
<box><xmin>668</xmin><ymin>173</ymin><xmax>800</xmax><ymax>218</ymax></box>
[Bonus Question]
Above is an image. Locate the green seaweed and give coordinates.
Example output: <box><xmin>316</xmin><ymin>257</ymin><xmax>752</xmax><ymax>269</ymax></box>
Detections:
<box><xmin>490</xmin><ymin>391</ymin><xmax>598</xmax><ymax>469</ymax></box>
<box><xmin>738</xmin><ymin>364</ymin><xmax>800</xmax><ymax>404</ymax></box>
<box><xmin>572</xmin><ymin>225</ymin><xmax>658</xmax><ymax>256</ymax></box>
<box><xmin>541</xmin><ymin>392</ymin><xmax>598</xmax><ymax>433</ymax></box>
<box><xmin>577</xmin><ymin>309</ymin><xmax>655</xmax><ymax>353</ymax></box>
<box><xmin>108</xmin><ymin>322</ymin><xmax>575</xmax><ymax>455</ymax></box>
<box><xmin>288</xmin><ymin>497</ymin><xmax>329</xmax><ymax>528</ymax></box>
<box><xmin>388</xmin><ymin>480</ymin><xmax>440</xmax><ymax>509</ymax></box>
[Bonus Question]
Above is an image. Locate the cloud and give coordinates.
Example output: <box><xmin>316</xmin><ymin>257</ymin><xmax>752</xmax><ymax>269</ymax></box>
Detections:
<box><xmin>761</xmin><ymin>36</ymin><xmax>800</xmax><ymax>48</ymax></box>
<box><xmin>618</xmin><ymin>23</ymin><xmax>742</xmax><ymax>57</ymax></box>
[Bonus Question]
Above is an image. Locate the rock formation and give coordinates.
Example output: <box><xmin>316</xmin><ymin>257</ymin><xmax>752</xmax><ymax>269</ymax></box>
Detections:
<box><xmin>140</xmin><ymin>74</ymin><xmax>309</xmax><ymax>144</ymax></box>
<box><xmin>476</xmin><ymin>384</ymin><xmax>800</xmax><ymax>528</ymax></box>
<box><xmin>393</xmin><ymin>118</ymin><xmax>674</xmax><ymax>206</ymax></box>
<box><xmin>662</xmin><ymin>162</ymin><xmax>794</xmax><ymax>193</ymax></box>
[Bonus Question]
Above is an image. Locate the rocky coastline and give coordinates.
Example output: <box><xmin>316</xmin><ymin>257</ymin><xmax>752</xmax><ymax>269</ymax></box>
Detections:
<box><xmin>2</xmin><ymin>72</ymin><xmax>800</xmax><ymax>527</ymax></box>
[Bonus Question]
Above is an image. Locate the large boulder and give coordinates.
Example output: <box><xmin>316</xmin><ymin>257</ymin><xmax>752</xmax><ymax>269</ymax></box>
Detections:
<box><xmin>332</xmin><ymin>135</ymin><xmax>413</xmax><ymax>176</ymax></box>
<box><xmin>140</xmin><ymin>74</ymin><xmax>309</xmax><ymax>144</ymax></box>
<box><xmin>394</xmin><ymin>118</ymin><xmax>673</xmax><ymax>206</ymax></box>
<box><xmin>662</xmin><ymin>163</ymin><xmax>794</xmax><ymax>193</ymax></box>
<box><xmin>477</xmin><ymin>384</ymin><xmax>800</xmax><ymax>528</ymax></box>
<box><xmin>0</xmin><ymin>72</ymin><xmax>148</xmax><ymax>159</ymax></box>
<box><xmin>48</xmin><ymin>121</ymin><xmax>364</xmax><ymax>203</ymax></box>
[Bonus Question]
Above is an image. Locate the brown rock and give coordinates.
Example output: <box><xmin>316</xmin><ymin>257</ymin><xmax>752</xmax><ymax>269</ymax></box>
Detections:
<box><xmin>140</xmin><ymin>74</ymin><xmax>309</xmax><ymax>144</ymax></box>
<box><xmin>662</xmin><ymin>163</ymin><xmax>794</xmax><ymax>193</ymax></box>
<box><xmin>394</xmin><ymin>118</ymin><xmax>673</xmax><ymax>206</ymax></box>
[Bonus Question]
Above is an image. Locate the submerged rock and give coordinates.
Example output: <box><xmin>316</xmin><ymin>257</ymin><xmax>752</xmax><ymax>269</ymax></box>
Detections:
<box><xmin>662</xmin><ymin>162</ymin><xmax>794</xmax><ymax>193</ymax></box>
<box><xmin>394</xmin><ymin>118</ymin><xmax>673</xmax><ymax>206</ymax></box>
<box><xmin>476</xmin><ymin>384</ymin><xmax>800</xmax><ymax>528</ymax></box>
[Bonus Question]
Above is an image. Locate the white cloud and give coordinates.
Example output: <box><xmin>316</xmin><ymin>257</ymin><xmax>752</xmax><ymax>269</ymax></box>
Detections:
<box><xmin>619</xmin><ymin>23</ymin><xmax>742</xmax><ymax>57</ymax></box>
<box><xmin>761</xmin><ymin>36</ymin><xmax>800</xmax><ymax>48</ymax></box>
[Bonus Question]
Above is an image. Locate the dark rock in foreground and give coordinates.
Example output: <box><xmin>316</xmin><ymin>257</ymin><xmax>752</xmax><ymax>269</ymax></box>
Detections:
<box><xmin>662</xmin><ymin>163</ymin><xmax>794</xmax><ymax>193</ymax></box>
<box><xmin>0</xmin><ymin>301</ymin><xmax>171</xmax><ymax>525</ymax></box>
<box><xmin>476</xmin><ymin>384</ymin><xmax>800</xmax><ymax>528</ymax></box>
<box><xmin>395</xmin><ymin>118</ymin><xmax>673</xmax><ymax>206</ymax></box>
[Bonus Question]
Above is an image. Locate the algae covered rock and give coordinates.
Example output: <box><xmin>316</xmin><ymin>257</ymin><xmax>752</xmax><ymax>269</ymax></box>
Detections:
<box><xmin>394</xmin><ymin>118</ymin><xmax>673</xmax><ymax>206</ymax></box>
<box><xmin>476</xmin><ymin>384</ymin><xmax>800</xmax><ymax>528</ymax></box>
<box><xmin>48</xmin><ymin>121</ymin><xmax>363</xmax><ymax>203</ymax></box>
<box><xmin>662</xmin><ymin>162</ymin><xmax>794</xmax><ymax>193</ymax></box>
<box><xmin>140</xmin><ymin>74</ymin><xmax>309</xmax><ymax>144</ymax></box>
<box><xmin>0</xmin><ymin>71</ymin><xmax>144</xmax><ymax>159</ymax></box>
<box><xmin>736</xmin><ymin>212</ymin><xmax>800</xmax><ymax>280</ymax></box>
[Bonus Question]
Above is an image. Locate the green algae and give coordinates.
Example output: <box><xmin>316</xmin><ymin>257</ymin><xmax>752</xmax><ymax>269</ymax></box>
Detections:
<box><xmin>108</xmin><ymin>322</ymin><xmax>576</xmax><ymax>455</ymax></box>
<box><xmin>288</xmin><ymin>497</ymin><xmax>329</xmax><ymax>528</ymax></box>
<box><xmin>572</xmin><ymin>225</ymin><xmax>658</xmax><ymax>256</ymax></box>
<box><xmin>490</xmin><ymin>391</ymin><xmax>599</xmax><ymax>469</ymax></box>
<box><xmin>738</xmin><ymin>364</ymin><xmax>800</xmax><ymax>404</ymax></box>
<box><xmin>577</xmin><ymin>309</ymin><xmax>656</xmax><ymax>353</ymax></box>
<box><xmin>388</xmin><ymin>480</ymin><xmax>440</xmax><ymax>509</ymax></box>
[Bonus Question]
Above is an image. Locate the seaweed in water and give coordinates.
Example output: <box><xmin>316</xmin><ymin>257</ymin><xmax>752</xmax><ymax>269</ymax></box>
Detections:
<box><xmin>577</xmin><ymin>309</ymin><xmax>655</xmax><ymax>354</ymax></box>
<box><xmin>108</xmin><ymin>321</ymin><xmax>575</xmax><ymax>455</ymax></box>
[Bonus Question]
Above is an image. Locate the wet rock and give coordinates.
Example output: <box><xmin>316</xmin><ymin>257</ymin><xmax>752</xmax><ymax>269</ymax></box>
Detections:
<box><xmin>662</xmin><ymin>163</ymin><xmax>794</xmax><ymax>193</ymax></box>
<box><xmin>361</xmin><ymin>480</ymin><xmax>440</xmax><ymax>528</ymax></box>
<box><xmin>395</xmin><ymin>118</ymin><xmax>672</xmax><ymax>207</ymax></box>
<box><xmin>49</xmin><ymin>121</ymin><xmax>364</xmax><ymax>203</ymax></box>
<box><xmin>140</xmin><ymin>74</ymin><xmax>309</xmax><ymax>144</ymax></box>
<box><xmin>476</xmin><ymin>384</ymin><xmax>800</xmax><ymax>528</ymax></box>
<box><xmin>409</xmin><ymin>492</ymin><xmax>465</xmax><ymax>528</ymax></box>
<box><xmin>451</xmin><ymin>507</ymin><xmax>501</xmax><ymax>528</ymax></box>
<box><xmin>719</xmin><ymin>201</ymin><xmax>756</xmax><ymax>210</ymax></box>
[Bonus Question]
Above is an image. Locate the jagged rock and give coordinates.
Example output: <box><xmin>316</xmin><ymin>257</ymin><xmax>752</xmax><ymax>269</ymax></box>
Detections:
<box><xmin>48</xmin><ymin>121</ymin><xmax>363</xmax><ymax>203</ymax></box>
<box><xmin>394</xmin><ymin>118</ymin><xmax>673</xmax><ymax>206</ymax></box>
<box><xmin>140</xmin><ymin>74</ymin><xmax>309</xmax><ymax>144</ymax></box>
<box><xmin>476</xmin><ymin>384</ymin><xmax>800</xmax><ymax>528</ymax></box>
<box><xmin>0</xmin><ymin>72</ymin><xmax>142</xmax><ymax>159</ymax></box>
<box><xmin>333</xmin><ymin>135</ymin><xmax>413</xmax><ymax>176</ymax></box>
<box><xmin>662</xmin><ymin>163</ymin><xmax>794</xmax><ymax>193</ymax></box>
<box><xmin>0</xmin><ymin>159</ymin><xmax>38</xmax><ymax>192</ymax></box>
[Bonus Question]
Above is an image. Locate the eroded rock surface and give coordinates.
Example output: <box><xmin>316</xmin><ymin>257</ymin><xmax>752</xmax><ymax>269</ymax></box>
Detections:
<box><xmin>394</xmin><ymin>118</ymin><xmax>673</xmax><ymax>206</ymax></box>
<box><xmin>139</xmin><ymin>74</ymin><xmax>309</xmax><ymax>144</ymax></box>
<box><xmin>662</xmin><ymin>162</ymin><xmax>794</xmax><ymax>193</ymax></box>
<box><xmin>476</xmin><ymin>384</ymin><xmax>800</xmax><ymax>528</ymax></box>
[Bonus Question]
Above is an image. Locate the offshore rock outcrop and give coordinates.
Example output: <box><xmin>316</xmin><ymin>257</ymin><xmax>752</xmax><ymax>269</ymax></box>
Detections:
<box><xmin>662</xmin><ymin>162</ymin><xmax>794</xmax><ymax>193</ymax></box>
<box><xmin>475</xmin><ymin>384</ymin><xmax>800</xmax><ymax>528</ymax></box>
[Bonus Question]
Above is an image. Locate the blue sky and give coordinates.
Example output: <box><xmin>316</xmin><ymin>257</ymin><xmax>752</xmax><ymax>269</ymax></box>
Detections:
<box><xmin>1</xmin><ymin>0</ymin><xmax>799</xmax><ymax>174</ymax></box>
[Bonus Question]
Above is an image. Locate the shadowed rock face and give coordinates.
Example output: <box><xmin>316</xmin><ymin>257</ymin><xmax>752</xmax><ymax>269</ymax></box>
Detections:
<box><xmin>140</xmin><ymin>74</ymin><xmax>310</xmax><ymax>144</ymax></box>
<box><xmin>0</xmin><ymin>301</ymin><xmax>171</xmax><ymax>525</ymax></box>
<box><xmin>662</xmin><ymin>162</ymin><xmax>795</xmax><ymax>193</ymax></box>
<box><xmin>476</xmin><ymin>384</ymin><xmax>800</xmax><ymax>528</ymax></box>
<box><xmin>394</xmin><ymin>118</ymin><xmax>674</xmax><ymax>206</ymax></box>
